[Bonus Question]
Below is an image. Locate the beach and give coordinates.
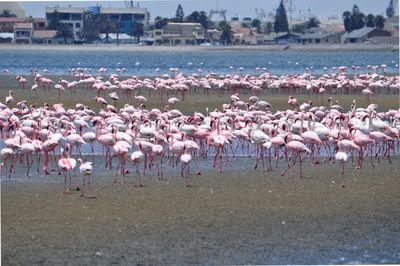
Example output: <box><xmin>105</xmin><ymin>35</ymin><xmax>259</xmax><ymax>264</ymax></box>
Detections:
<box><xmin>0</xmin><ymin>43</ymin><xmax>398</xmax><ymax>53</ymax></box>
<box><xmin>2</xmin><ymin>157</ymin><xmax>400</xmax><ymax>265</ymax></box>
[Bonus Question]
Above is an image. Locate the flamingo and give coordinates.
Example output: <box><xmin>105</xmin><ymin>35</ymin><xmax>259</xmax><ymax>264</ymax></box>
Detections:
<box><xmin>78</xmin><ymin>158</ymin><xmax>94</xmax><ymax>198</ymax></box>
<box><xmin>130</xmin><ymin>150</ymin><xmax>144</xmax><ymax>187</ymax></box>
<box><xmin>58</xmin><ymin>147</ymin><xmax>77</xmax><ymax>195</ymax></box>
<box><xmin>180</xmin><ymin>153</ymin><xmax>193</xmax><ymax>187</ymax></box>
<box><xmin>5</xmin><ymin>90</ymin><xmax>14</xmax><ymax>104</ymax></box>
<box><xmin>335</xmin><ymin>151</ymin><xmax>348</xmax><ymax>187</ymax></box>
<box><xmin>0</xmin><ymin>148</ymin><xmax>14</xmax><ymax>179</ymax></box>
<box><xmin>281</xmin><ymin>137</ymin><xmax>311</xmax><ymax>179</ymax></box>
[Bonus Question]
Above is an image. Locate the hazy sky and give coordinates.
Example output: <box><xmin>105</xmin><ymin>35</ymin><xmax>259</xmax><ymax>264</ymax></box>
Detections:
<box><xmin>20</xmin><ymin>0</ymin><xmax>388</xmax><ymax>20</ymax></box>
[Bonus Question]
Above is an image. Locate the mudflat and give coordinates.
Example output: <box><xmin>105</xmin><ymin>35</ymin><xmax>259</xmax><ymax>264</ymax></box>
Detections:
<box><xmin>2</xmin><ymin>157</ymin><xmax>400</xmax><ymax>265</ymax></box>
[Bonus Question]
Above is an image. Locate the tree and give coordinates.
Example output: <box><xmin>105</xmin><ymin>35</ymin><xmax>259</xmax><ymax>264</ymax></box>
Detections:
<box><xmin>0</xmin><ymin>9</ymin><xmax>17</xmax><ymax>18</ymax></box>
<box><xmin>251</xmin><ymin>19</ymin><xmax>262</xmax><ymax>33</ymax></box>
<box><xmin>264</xmin><ymin>22</ymin><xmax>273</xmax><ymax>35</ymax></box>
<box><xmin>155</xmin><ymin>17</ymin><xmax>169</xmax><ymax>29</ymax></box>
<box><xmin>175</xmin><ymin>4</ymin><xmax>184</xmax><ymax>22</ymax></box>
<box><xmin>241</xmin><ymin>22</ymin><xmax>250</xmax><ymax>28</ymax></box>
<box><xmin>374</xmin><ymin>15</ymin><xmax>385</xmax><ymax>29</ymax></box>
<box><xmin>98</xmin><ymin>15</ymin><xmax>116</xmax><ymax>43</ymax></box>
<box><xmin>186</xmin><ymin>11</ymin><xmax>209</xmax><ymax>30</ymax></box>
<box><xmin>128</xmin><ymin>22</ymin><xmax>144</xmax><ymax>43</ymax></box>
<box><xmin>342</xmin><ymin>11</ymin><xmax>351</xmax><ymax>32</ymax></box>
<box><xmin>218</xmin><ymin>21</ymin><xmax>233</xmax><ymax>45</ymax></box>
<box><xmin>57</xmin><ymin>23</ymin><xmax>73</xmax><ymax>44</ymax></box>
<box><xmin>307</xmin><ymin>17</ymin><xmax>320</xmax><ymax>28</ymax></box>
<box><xmin>274</xmin><ymin>0</ymin><xmax>289</xmax><ymax>33</ymax></box>
<box><xmin>291</xmin><ymin>23</ymin><xmax>306</xmax><ymax>33</ymax></box>
<box><xmin>25</xmin><ymin>16</ymin><xmax>34</xmax><ymax>23</ymax></box>
<box><xmin>366</xmin><ymin>14</ymin><xmax>375</xmax><ymax>27</ymax></box>
<box><xmin>47</xmin><ymin>11</ymin><xmax>60</xmax><ymax>30</ymax></box>
<box><xmin>350</xmin><ymin>5</ymin><xmax>365</xmax><ymax>30</ymax></box>
<box><xmin>78</xmin><ymin>11</ymin><xmax>100</xmax><ymax>43</ymax></box>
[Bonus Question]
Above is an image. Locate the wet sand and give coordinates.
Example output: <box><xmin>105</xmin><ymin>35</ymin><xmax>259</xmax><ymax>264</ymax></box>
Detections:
<box><xmin>0</xmin><ymin>43</ymin><xmax>397</xmax><ymax>52</ymax></box>
<box><xmin>2</xmin><ymin>157</ymin><xmax>400</xmax><ymax>265</ymax></box>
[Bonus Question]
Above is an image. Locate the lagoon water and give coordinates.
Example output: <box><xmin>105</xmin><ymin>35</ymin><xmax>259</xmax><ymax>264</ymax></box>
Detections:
<box><xmin>1</xmin><ymin>48</ymin><xmax>399</xmax><ymax>76</ymax></box>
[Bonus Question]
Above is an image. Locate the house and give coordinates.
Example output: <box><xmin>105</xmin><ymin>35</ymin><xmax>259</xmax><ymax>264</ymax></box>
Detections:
<box><xmin>0</xmin><ymin>32</ymin><xmax>13</xmax><ymax>43</ymax></box>
<box><xmin>0</xmin><ymin>17</ymin><xmax>26</xmax><ymax>32</ymax></box>
<box><xmin>300</xmin><ymin>32</ymin><xmax>341</xmax><ymax>44</ymax></box>
<box><xmin>205</xmin><ymin>28</ymin><xmax>221</xmax><ymax>45</ymax></box>
<box><xmin>13</xmin><ymin>23</ymin><xmax>33</xmax><ymax>44</ymax></box>
<box><xmin>231</xmin><ymin>27</ymin><xmax>264</xmax><ymax>45</ymax></box>
<box><xmin>0</xmin><ymin>17</ymin><xmax>47</xmax><ymax>33</ymax></box>
<box><xmin>274</xmin><ymin>32</ymin><xmax>302</xmax><ymax>44</ymax></box>
<box><xmin>341</xmin><ymin>27</ymin><xmax>391</xmax><ymax>43</ymax></box>
<box><xmin>155</xmin><ymin>22</ymin><xmax>205</xmax><ymax>45</ymax></box>
<box><xmin>32</xmin><ymin>30</ymin><xmax>58</xmax><ymax>44</ymax></box>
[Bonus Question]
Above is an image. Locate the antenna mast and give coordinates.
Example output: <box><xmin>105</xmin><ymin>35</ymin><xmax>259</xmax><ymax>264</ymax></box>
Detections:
<box><xmin>209</xmin><ymin>0</ymin><xmax>227</xmax><ymax>21</ymax></box>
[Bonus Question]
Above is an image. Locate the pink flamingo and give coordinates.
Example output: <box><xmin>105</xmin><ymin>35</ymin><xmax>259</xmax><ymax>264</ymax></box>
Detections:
<box><xmin>180</xmin><ymin>153</ymin><xmax>193</xmax><ymax>187</ymax></box>
<box><xmin>335</xmin><ymin>151</ymin><xmax>348</xmax><ymax>187</ymax></box>
<box><xmin>78</xmin><ymin>158</ymin><xmax>94</xmax><ymax>198</ymax></box>
<box><xmin>58</xmin><ymin>147</ymin><xmax>77</xmax><ymax>195</ymax></box>
<box><xmin>280</xmin><ymin>137</ymin><xmax>311</xmax><ymax>179</ymax></box>
<box><xmin>130</xmin><ymin>150</ymin><xmax>144</xmax><ymax>187</ymax></box>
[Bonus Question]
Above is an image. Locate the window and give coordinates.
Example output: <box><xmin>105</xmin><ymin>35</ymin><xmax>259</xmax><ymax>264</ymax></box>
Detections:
<box><xmin>46</xmin><ymin>12</ymin><xmax>56</xmax><ymax>20</ymax></box>
<box><xmin>121</xmin><ymin>14</ymin><xmax>132</xmax><ymax>20</ymax></box>
<box><xmin>316</xmin><ymin>39</ymin><xmax>320</xmax><ymax>43</ymax></box>
<box><xmin>58</xmin><ymin>13</ymin><xmax>70</xmax><ymax>20</ymax></box>
<box><xmin>133</xmin><ymin>14</ymin><xmax>145</xmax><ymax>20</ymax></box>
<box><xmin>110</xmin><ymin>14</ymin><xmax>120</xmax><ymax>21</ymax></box>
<box><xmin>155</xmin><ymin>31</ymin><xmax>162</xmax><ymax>35</ymax></box>
<box><xmin>71</xmin><ymin>13</ymin><xmax>82</xmax><ymax>20</ymax></box>
<box><xmin>75</xmin><ymin>23</ymin><xmax>81</xmax><ymax>28</ymax></box>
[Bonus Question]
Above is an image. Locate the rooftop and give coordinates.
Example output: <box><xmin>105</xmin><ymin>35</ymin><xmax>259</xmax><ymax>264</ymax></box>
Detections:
<box><xmin>33</xmin><ymin>30</ymin><xmax>57</xmax><ymax>39</ymax></box>
<box><xmin>14</xmin><ymin>23</ymin><xmax>33</xmax><ymax>29</ymax></box>
<box><xmin>342</xmin><ymin>27</ymin><xmax>385</xmax><ymax>38</ymax></box>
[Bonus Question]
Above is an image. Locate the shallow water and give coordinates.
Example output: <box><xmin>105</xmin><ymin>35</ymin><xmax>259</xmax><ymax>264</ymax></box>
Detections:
<box><xmin>1</xmin><ymin>49</ymin><xmax>399</xmax><ymax>76</ymax></box>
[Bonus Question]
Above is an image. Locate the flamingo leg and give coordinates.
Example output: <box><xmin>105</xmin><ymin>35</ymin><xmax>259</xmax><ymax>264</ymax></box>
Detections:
<box><xmin>280</xmin><ymin>153</ymin><xmax>298</xmax><ymax>177</ymax></box>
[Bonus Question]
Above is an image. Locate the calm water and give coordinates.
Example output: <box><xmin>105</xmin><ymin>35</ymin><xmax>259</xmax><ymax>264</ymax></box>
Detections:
<box><xmin>1</xmin><ymin>48</ymin><xmax>399</xmax><ymax>76</ymax></box>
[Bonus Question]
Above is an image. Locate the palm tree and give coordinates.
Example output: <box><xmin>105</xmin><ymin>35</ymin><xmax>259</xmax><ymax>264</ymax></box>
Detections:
<box><xmin>128</xmin><ymin>22</ymin><xmax>144</xmax><ymax>43</ymax></box>
<box><xmin>57</xmin><ymin>23</ymin><xmax>73</xmax><ymax>44</ymax></box>
<box><xmin>0</xmin><ymin>9</ymin><xmax>17</xmax><ymax>18</ymax></box>
<box><xmin>99</xmin><ymin>15</ymin><xmax>116</xmax><ymax>43</ymax></box>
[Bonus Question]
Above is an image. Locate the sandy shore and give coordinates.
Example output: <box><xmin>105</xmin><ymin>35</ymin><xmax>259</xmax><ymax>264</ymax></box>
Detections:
<box><xmin>0</xmin><ymin>43</ymin><xmax>398</xmax><ymax>52</ymax></box>
<box><xmin>2</xmin><ymin>157</ymin><xmax>400</xmax><ymax>265</ymax></box>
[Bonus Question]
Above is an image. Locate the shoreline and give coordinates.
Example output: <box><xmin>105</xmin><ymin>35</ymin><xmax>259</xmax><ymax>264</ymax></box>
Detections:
<box><xmin>0</xmin><ymin>43</ymin><xmax>398</xmax><ymax>52</ymax></box>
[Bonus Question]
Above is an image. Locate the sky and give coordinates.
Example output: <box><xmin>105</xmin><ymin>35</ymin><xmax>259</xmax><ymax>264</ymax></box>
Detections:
<box><xmin>18</xmin><ymin>0</ymin><xmax>389</xmax><ymax>21</ymax></box>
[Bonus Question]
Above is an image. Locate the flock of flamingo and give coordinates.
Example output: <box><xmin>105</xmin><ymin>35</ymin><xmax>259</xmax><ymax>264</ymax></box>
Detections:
<box><xmin>1</xmin><ymin>65</ymin><xmax>399</xmax><ymax>197</ymax></box>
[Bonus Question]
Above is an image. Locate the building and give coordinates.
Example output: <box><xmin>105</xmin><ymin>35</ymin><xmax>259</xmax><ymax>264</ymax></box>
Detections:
<box><xmin>13</xmin><ymin>22</ymin><xmax>33</xmax><ymax>44</ymax></box>
<box><xmin>154</xmin><ymin>22</ymin><xmax>205</xmax><ymax>45</ymax></box>
<box><xmin>0</xmin><ymin>17</ymin><xmax>46</xmax><ymax>33</ymax></box>
<box><xmin>205</xmin><ymin>29</ymin><xmax>222</xmax><ymax>44</ymax></box>
<box><xmin>45</xmin><ymin>5</ymin><xmax>149</xmax><ymax>42</ymax></box>
<box><xmin>274</xmin><ymin>32</ymin><xmax>302</xmax><ymax>44</ymax></box>
<box><xmin>0</xmin><ymin>32</ymin><xmax>13</xmax><ymax>43</ymax></box>
<box><xmin>341</xmin><ymin>27</ymin><xmax>391</xmax><ymax>43</ymax></box>
<box><xmin>231</xmin><ymin>27</ymin><xmax>264</xmax><ymax>45</ymax></box>
<box><xmin>32</xmin><ymin>30</ymin><xmax>58</xmax><ymax>44</ymax></box>
<box><xmin>45</xmin><ymin>7</ymin><xmax>84</xmax><ymax>42</ymax></box>
<box><xmin>300</xmin><ymin>32</ymin><xmax>341</xmax><ymax>44</ymax></box>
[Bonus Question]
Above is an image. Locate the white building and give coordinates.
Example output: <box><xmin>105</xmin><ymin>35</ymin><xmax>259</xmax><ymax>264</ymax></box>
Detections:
<box><xmin>45</xmin><ymin>5</ymin><xmax>149</xmax><ymax>42</ymax></box>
